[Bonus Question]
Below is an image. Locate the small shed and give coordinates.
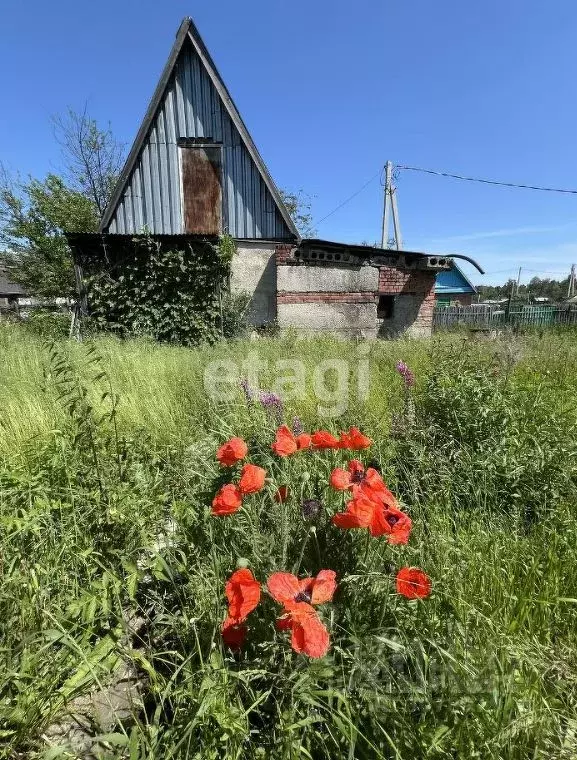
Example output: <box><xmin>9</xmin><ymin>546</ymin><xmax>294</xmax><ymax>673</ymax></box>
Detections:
<box><xmin>69</xmin><ymin>16</ymin><xmax>482</xmax><ymax>339</ymax></box>
<box><xmin>435</xmin><ymin>264</ymin><xmax>476</xmax><ymax>306</ymax></box>
<box><xmin>0</xmin><ymin>268</ymin><xmax>26</xmax><ymax>308</ymax></box>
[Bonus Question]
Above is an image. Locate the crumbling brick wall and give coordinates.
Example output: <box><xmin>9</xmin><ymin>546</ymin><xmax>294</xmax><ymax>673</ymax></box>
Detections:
<box><xmin>275</xmin><ymin>245</ymin><xmax>436</xmax><ymax>338</ymax></box>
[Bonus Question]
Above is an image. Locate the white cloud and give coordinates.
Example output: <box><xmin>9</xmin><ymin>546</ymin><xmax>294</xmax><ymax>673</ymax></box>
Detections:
<box><xmin>426</xmin><ymin>223</ymin><xmax>576</xmax><ymax>245</ymax></box>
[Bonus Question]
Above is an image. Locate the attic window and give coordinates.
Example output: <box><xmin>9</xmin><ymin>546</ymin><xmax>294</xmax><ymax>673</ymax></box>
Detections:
<box><xmin>377</xmin><ymin>295</ymin><xmax>395</xmax><ymax>319</ymax></box>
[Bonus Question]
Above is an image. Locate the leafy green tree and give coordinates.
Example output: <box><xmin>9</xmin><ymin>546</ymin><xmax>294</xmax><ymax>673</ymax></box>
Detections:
<box><xmin>477</xmin><ymin>275</ymin><xmax>571</xmax><ymax>303</ymax></box>
<box><xmin>0</xmin><ymin>109</ymin><xmax>124</xmax><ymax>298</ymax></box>
<box><xmin>0</xmin><ymin>174</ymin><xmax>99</xmax><ymax>298</ymax></box>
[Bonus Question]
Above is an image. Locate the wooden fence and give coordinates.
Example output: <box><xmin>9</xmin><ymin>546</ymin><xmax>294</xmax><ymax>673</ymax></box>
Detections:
<box><xmin>433</xmin><ymin>304</ymin><xmax>577</xmax><ymax>331</ymax></box>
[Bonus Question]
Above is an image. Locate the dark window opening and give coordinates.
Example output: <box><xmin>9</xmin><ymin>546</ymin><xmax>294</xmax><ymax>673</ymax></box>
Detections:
<box><xmin>377</xmin><ymin>295</ymin><xmax>395</xmax><ymax>319</ymax></box>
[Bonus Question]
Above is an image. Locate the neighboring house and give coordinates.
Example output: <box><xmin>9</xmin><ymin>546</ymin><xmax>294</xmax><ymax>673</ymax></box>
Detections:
<box><xmin>68</xmin><ymin>16</ymin><xmax>480</xmax><ymax>338</ymax></box>
<box><xmin>0</xmin><ymin>268</ymin><xmax>26</xmax><ymax>308</ymax></box>
<box><xmin>435</xmin><ymin>264</ymin><xmax>477</xmax><ymax>306</ymax></box>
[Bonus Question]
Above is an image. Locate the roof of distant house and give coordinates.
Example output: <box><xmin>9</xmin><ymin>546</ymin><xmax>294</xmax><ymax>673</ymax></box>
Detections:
<box><xmin>435</xmin><ymin>264</ymin><xmax>477</xmax><ymax>295</ymax></box>
<box><xmin>0</xmin><ymin>268</ymin><xmax>26</xmax><ymax>296</ymax></box>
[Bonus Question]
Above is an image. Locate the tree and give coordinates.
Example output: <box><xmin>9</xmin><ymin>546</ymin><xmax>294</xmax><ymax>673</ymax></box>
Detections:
<box><xmin>52</xmin><ymin>107</ymin><xmax>125</xmax><ymax>215</ymax></box>
<box><xmin>279</xmin><ymin>189</ymin><xmax>316</xmax><ymax>237</ymax></box>
<box><xmin>0</xmin><ymin>108</ymin><xmax>124</xmax><ymax>298</ymax></box>
<box><xmin>476</xmin><ymin>274</ymin><xmax>571</xmax><ymax>303</ymax></box>
<box><xmin>0</xmin><ymin>173</ymin><xmax>99</xmax><ymax>298</ymax></box>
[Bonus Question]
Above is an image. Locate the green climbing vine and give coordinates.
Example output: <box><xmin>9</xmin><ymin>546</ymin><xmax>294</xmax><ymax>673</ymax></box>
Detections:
<box><xmin>82</xmin><ymin>235</ymin><xmax>235</xmax><ymax>345</ymax></box>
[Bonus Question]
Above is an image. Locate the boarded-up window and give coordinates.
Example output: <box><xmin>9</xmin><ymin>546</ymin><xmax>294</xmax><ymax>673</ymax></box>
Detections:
<box><xmin>181</xmin><ymin>146</ymin><xmax>222</xmax><ymax>234</ymax></box>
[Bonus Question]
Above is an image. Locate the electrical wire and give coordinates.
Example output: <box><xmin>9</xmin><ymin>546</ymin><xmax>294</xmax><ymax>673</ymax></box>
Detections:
<box><xmin>396</xmin><ymin>165</ymin><xmax>577</xmax><ymax>195</ymax></box>
<box><xmin>313</xmin><ymin>170</ymin><xmax>382</xmax><ymax>227</ymax></box>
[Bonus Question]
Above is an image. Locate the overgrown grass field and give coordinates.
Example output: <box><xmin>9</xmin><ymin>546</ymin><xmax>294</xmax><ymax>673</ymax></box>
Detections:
<box><xmin>1</xmin><ymin>324</ymin><xmax>577</xmax><ymax>759</ymax></box>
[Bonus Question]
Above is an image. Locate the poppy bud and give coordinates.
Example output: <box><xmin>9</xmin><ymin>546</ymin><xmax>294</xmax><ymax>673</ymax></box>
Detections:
<box><xmin>236</xmin><ymin>557</ymin><xmax>249</xmax><ymax>568</ymax></box>
<box><xmin>301</xmin><ymin>498</ymin><xmax>321</xmax><ymax>520</ymax></box>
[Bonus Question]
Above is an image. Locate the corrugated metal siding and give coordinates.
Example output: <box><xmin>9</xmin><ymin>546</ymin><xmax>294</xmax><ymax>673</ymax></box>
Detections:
<box><xmin>434</xmin><ymin>267</ymin><xmax>476</xmax><ymax>295</ymax></box>
<box><xmin>107</xmin><ymin>42</ymin><xmax>291</xmax><ymax>238</ymax></box>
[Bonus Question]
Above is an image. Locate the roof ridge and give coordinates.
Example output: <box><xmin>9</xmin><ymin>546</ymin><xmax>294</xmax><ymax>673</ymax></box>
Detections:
<box><xmin>99</xmin><ymin>17</ymin><xmax>298</xmax><ymax>238</ymax></box>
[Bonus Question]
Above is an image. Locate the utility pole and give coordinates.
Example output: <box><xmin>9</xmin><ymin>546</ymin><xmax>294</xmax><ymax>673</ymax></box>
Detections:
<box><xmin>514</xmin><ymin>267</ymin><xmax>522</xmax><ymax>299</ymax></box>
<box><xmin>381</xmin><ymin>160</ymin><xmax>403</xmax><ymax>250</ymax></box>
<box><xmin>568</xmin><ymin>264</ymin><xmax>576</xmax><ymax>299</ymax></box>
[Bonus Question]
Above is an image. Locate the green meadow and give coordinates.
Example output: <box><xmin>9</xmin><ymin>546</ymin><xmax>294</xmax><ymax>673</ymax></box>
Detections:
<box><xmin>1</xmin><ymin>323</ymin><xmax>577</xmax><ymax>759</ymax></box>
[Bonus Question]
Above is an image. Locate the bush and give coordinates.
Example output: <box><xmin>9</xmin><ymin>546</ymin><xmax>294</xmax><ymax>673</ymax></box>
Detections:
<box><xmin>21</xmin><ymin>308</ymin><xmax>71</xmax><ymax>339</ymax></box>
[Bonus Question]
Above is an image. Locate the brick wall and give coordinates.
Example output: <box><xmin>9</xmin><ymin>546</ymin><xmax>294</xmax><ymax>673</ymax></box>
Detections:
<box><xmin>277</xmin><ymin>292</ymin><xmax>375</xmax><ymax>304</ymax></box>
<box><xmin>378</xmin><ymin>267</ymin><xmax>436</xmax><ymax>296</ymax></box>
<box><xmin>378</xmin><ymin>264</ymin><xmax>436</xmax><ymax>337</ymax></box>
<box><xmin>274</xmin><ymin>254</ymin><xmax>437</xmax><ymax>338</ymax></box>
<box><xmin>275</xmin><ymin>244</ymin><xmax>294</xmax><ymax>265</ymax></box>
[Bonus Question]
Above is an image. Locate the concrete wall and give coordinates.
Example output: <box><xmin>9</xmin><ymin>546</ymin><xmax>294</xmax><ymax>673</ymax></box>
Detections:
<box><xmin>276</xmin><ymin>253</ymin><xmax>436</xmax><ymax>338</ymax></box>
<box><xmin>230</xmin><ymin>241</ymin><xmax>277</xmax><ymax>326</ymax></box>
<box><xmin>277</xmin><ymin>265</ymin><xmax>378</xmax><ymax>293</ymax></box>
<box><xmin>276</xmin><ymin>260</ymin><xmax>379</xmax><ymax>338</ymax></box>
<box><xmin>277</xmin><ymin>295</ymin><xmax>379</xmax><ymax>338</ymax></box>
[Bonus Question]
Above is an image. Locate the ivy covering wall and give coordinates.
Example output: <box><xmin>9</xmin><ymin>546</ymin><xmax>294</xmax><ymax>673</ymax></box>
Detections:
<box><xmin>78</xmin><ymin>235</ymin><xmax>234</xmax><ymax>345</ymax></box>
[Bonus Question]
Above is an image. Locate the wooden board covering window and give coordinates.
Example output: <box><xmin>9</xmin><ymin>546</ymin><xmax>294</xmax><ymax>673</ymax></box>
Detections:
<box><xmin>181</xmin><ymin>146</ymin><xmax>222</xmax><ymax>234</ymax></box>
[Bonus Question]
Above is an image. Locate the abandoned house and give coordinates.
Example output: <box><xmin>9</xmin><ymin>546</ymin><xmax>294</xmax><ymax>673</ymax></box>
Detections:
<box><xmin>68</xmin><ymin>16</ymin><xmax>481</xmax><ymax>339</ymax></box>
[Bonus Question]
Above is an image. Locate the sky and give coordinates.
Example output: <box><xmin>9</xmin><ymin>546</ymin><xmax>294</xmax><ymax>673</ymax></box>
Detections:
<box><xmin>2</xmin><ymin>0</ymin><xmax>577</xmax><ymax>285</ymax></box>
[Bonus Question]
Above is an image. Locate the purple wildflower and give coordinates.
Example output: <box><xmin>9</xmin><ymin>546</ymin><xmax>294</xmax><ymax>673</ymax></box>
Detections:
<box><xmin>258</xmin><ymin>390</ymin><xmax>283</xmax><ymax>421</ymax></box>
<box><xmin>240</xmin><ymin>378</ymin><xmax>255</xmax><ymax>402</ymax></box>
<box><xmin>395</xmin><ymin>360</ymin><xmax>415</xmax><ymax>388</ymax></box>
<box><xmin>292</xmin><ymin>416</ymin><xmax>304</xmax><ymax>436</ymax></box>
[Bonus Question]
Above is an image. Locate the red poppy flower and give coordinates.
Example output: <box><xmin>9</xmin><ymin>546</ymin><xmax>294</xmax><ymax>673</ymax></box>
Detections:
<box><xmin>221</xmin><ymin>617</ymin><xmax>247</xmax><ymax>649</ymax></box>
<box><xmin>339</xmin><ymin>427</ymin><xmax>372</xmax><ymax>450</ymax></box>
<box><xmin>396</xmin><ymin>567</ymin><xmax>431</xmax><ymax>599</ymax></box>
<box><xmin>330</xmin><ymin>461</ymin><xmax>398</xmax><ymax>508</ymax></box>
<box><xmin>295</xmin><ymin>432</ymin><xmax>312</xmax><ymax>450</ymax></box>
<box><xmin>212</xmin><ymin>484</ymin><xmax>243</xmax><ymax>516</ymax></box>
<box><xmin>277</xmin><ymin>601</ymin><xmax>330</xmax><ymax>658</ymax></box>
<box><xmin>225</xmin><ymin>568</ymin><xmax>261</xmax><ymax>622</ymax></box>
<box><xmin>272</xmin><ymin>425</ymin><xmax>311</xmax><ymax>456</ymax></box>
<box><xmin>311</xmin><ymin>430</ymin><xmax>342</xmax><ymax>449</ymax></box>
<box><xmin>274</xmin><ymin>485</ymin><xmax>290</xmax><ymax>503</ymax></box>
<box><xmin>330</xmin><ymin>459</ymin><xmax>366</xmax><ymax>490</ymax></box>
<box><xmin>268</xmin><ymin>570</ymin><xmax>335</xmax><ymax>658</ymax></box>
<box><xmin>238</xmin><ymin>463</ymin><xmax>266</xmax><ymax>495</ymax></box>
<box><xmin>271</xmin><ymin>425</ymin><xmax>297</xmax><ymax>456</ymax></box>
<box><xmin>332</xmin><ymin>492</ymin><xmax>412</xmax><ymax>542</ymax></box>
<box><xmin>216</xmin><ymin>437</ymin><xmax>248</xmax><ymax>466</ymax></box>
<box><xmin>267</xmin><ymin>569</ymin><xmax>337</xmax><ymax>607</ymax></box>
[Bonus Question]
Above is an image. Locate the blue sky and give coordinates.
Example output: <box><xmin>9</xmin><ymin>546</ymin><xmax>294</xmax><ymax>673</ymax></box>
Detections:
<box><xmin>2</xmin><ymin>0</ymin><xmax>577</xmax><ymax>285</ymax></box>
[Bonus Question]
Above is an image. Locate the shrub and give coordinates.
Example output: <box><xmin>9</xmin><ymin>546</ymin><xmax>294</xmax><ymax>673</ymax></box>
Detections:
<box><xmin>21</xmin><ymin>308</ymin><xmax>71</xmax><ymax>340</ymax></box>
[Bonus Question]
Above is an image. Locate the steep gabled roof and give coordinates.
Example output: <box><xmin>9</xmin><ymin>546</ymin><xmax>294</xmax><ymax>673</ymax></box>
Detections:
<box><xmin>435</xmin><ymin>263</ymin><xmax>477</xmax><ymax>295</ymax></box>
<box><xmin>99</xmin><ymin>17</ymin><xmax>298</xmax><ymax>239</ymax></box>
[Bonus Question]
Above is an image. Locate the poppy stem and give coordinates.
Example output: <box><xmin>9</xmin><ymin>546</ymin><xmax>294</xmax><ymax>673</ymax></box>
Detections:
<box><xmin>362</xmin><ymin>530</ymin><xmax>371</xmax><ymax>567</ymax></box>
<box><xmin>292</xmin><ymin>526</ymin><xmax>312</xmax><ymax>575</ymax></box>
<box><xmin>280</xmin><ymin>488</ymin><xmax>289</xmax><ymax>569</ymax></box>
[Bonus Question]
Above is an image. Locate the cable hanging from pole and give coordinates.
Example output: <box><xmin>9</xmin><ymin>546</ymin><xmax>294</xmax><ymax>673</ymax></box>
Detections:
<box><xmin>396</xmin><ymin>165</ymin><xmax>577</xmax><ymax>195</ymax></box>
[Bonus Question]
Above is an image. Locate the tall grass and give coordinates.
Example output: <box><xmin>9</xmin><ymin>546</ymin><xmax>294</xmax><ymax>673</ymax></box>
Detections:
<box><xmin>1</xmin><ymin>324</ymin><xmax>577</xmax><ymax>758</ymax></box>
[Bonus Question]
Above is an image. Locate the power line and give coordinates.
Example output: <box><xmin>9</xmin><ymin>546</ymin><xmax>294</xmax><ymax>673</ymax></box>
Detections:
<box><xmin>396</xmin><ymin>165</ymin><xmax>577</xmax><ymax>195</ymax></box>
<box><xmin>314</xmin><ymin>170</ymin><xmax>382</xmax><ymax>227</ymax></box>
